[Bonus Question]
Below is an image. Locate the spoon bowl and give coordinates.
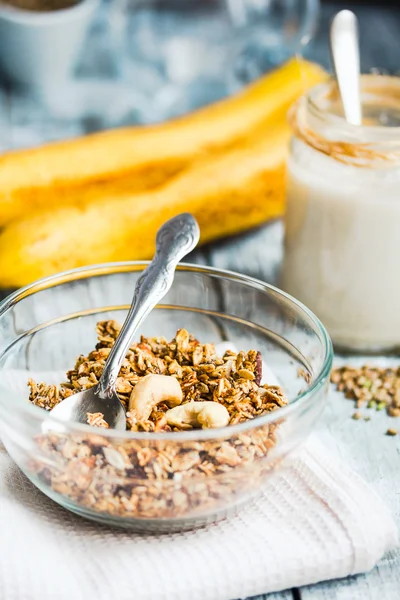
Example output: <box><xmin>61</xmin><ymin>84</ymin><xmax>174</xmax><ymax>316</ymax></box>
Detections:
<box><xmin>48</xmin><ymin>385</ymin><xmax>127</xmax><ymax>430</ymax></box>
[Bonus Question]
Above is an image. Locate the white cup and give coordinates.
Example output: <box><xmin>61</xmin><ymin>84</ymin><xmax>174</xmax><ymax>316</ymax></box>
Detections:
<box><xmin>0</xmin><ymin>0</ymin><xmax>99</xmax><ymax>93</ymax></box>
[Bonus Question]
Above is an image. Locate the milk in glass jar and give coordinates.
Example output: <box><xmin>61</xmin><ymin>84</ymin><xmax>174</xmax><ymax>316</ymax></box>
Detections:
<box><xmin>281</xmin><ymin>75</ymin><xmax>400</xmax><ymax>352</ymax></box>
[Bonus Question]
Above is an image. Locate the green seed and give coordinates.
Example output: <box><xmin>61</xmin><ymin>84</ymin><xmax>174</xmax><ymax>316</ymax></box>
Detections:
<box><xmin>377</xmin><ymin>401</ymin><xmax>386</xmax><ymax>411</ymax></box>
<box><xmin>367</xmin><ymin>400</ymin><xmax>377</xmax><ymax>409</ymax></box>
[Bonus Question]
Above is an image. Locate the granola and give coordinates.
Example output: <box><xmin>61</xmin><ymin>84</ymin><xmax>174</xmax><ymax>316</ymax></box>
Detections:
<box><xmin>331</xmin><ymin>366</ymin><xmax>400</xmax><ymax>412</ymax></box>
<box><xmin>27</xmin><ymin>321</ymin><xmax>288</xmax><ymax>523</ymax></box>
<box><xmin>331</xmin><ymin>365</ymin><xmax>400</xmax><ymax>435</ymax></box>
<box><xmin>29</xmin><ymin>321</ymin><xmax>287</xmax><ymax>431</ymax></box>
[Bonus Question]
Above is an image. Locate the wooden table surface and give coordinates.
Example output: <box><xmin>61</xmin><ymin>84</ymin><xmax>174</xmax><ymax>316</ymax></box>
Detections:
<box><xmin>1</xmin><ymin>1</ymin><xmax>400</xmax><ymax>599</ymax></box>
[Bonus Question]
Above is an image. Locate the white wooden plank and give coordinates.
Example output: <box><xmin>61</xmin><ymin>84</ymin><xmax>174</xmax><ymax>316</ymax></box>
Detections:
<box><xmin>204</xmin><ymin>222</ymin><xmax>283</xmax><ymax>286</ymax></box>
<box><xmin>299</xmin><ymin>559</ymin><xmax>400</xmax><ymax>600</ymax></box>
<box><xmin>249</xmin><ymin>594</ymin><xmax>294</xmax><ymax>600</ymax></box>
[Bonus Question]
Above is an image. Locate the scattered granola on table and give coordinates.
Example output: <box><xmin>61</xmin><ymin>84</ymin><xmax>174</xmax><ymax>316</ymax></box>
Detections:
<box><xmin>331</xmin><ymin>365</ymin><xmax>400</xmax><ymax>435</ymax></box>
<box><xmin>386</xmin><ymin>428</ymin><xmax>398</xmax><ymax>437</ymax></box>
<box><xmin>27</xmin><ymin>321</ymin><xmax>288</xmax><ymax>521</ymax></box>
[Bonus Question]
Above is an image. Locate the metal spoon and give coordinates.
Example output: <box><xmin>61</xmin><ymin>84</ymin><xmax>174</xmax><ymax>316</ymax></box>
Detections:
<box><xmin>50</xmin><ymin>213</ymin><xmax>200</xmax><ymax>430</ymax></box>
<box><xmin>330</xmin><ymin>10</ymin><xmax>362</xmax><ymax>126</ymax></box>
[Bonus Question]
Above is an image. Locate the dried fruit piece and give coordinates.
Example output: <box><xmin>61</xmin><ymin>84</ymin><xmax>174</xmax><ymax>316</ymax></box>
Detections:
<box><xmin>254</xmin><ymin>352</ymin><xmax>263</xmax><ymax>386</ymax></box>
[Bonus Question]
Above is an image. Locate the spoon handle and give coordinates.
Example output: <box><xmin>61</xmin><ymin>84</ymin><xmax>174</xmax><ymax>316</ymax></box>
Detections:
<box><xmin>98</xmin><ymin>213</ymin><xmax>200</xmax><ymax>398</ymax></box>
<box><xmin>330</xmin><ymin>10</ymin><xmax>362</xmax><ymax>126</ymax></box>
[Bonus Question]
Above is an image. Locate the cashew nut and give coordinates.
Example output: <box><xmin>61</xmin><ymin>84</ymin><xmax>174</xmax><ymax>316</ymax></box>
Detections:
<box><xmin>129</xmin><ymin>374</ymin><xmax>183</xmax><ymax>420</ymax></box>
<box><xmin>165</xmin><ymin>401</ymin><xmax>230</xmax><ymax>429</ymax></box>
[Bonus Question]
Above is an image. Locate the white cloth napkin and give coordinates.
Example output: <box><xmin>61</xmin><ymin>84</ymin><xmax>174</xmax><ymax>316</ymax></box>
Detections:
<box><xmin>0</xmin><ymin>431</ymin><xmax>397</xmax><ymax>600</ymax></box>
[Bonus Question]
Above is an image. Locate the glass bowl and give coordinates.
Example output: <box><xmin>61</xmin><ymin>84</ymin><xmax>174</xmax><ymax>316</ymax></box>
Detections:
<box><xmin>0</xmin><ymin>262</ymin><xmax>332</xmax><ymax>532</ymax></box>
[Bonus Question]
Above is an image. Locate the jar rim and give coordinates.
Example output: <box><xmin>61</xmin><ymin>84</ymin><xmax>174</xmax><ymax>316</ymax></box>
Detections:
<box><xmin>307</xmin><ymin>74</ymin><xmax>400</xmax><ymax>141</ymax></box>
<box><xmin>290</xmin><ymin>74</ymin><xmax>400</xmax><ymax>166</ymax></box>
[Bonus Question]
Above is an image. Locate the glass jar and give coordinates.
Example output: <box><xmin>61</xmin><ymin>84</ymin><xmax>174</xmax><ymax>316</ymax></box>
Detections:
<box><xmin>280</xmin><ymin>75</ymin><xmax>400</xmax><ymax>353</ymax></box>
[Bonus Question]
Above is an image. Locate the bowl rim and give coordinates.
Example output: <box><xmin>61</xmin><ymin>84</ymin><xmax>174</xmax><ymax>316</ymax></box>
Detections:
<box><xmin>0</xmin><ymin>261</ymin><xmax>333</xmax><ymax>441</ymax></box>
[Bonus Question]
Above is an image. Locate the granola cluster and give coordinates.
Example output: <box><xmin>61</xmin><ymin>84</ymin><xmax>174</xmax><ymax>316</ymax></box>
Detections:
<box><xmin>28</xmin><ymin>321</ymin><xmax>288</xmax><ymax>523</ymax></box>
<box><xmin>29</xmin><ymin>321</ymin><xmax>287</xmax><ymax>431</ymax></box>
<box><xmin>33</xmin><ymin>426</ymin><xmax>281</xmax><ymax>521</ymax></box>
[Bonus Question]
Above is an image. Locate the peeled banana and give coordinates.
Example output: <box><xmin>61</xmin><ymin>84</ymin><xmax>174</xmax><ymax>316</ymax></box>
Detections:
<box><xmin>0</xmin><ymin>58</ymin><xmax>325</xmax><ymax>226</ymax></box>
<box><xmin>0</xmin><ymin>123</ymin><xmax>290</xmax><ymax>287</ymax></box>
<box><xmin>0</xmin><ymin>58</ymin><xmax>327</xmax><ymax>287</ymax></box>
